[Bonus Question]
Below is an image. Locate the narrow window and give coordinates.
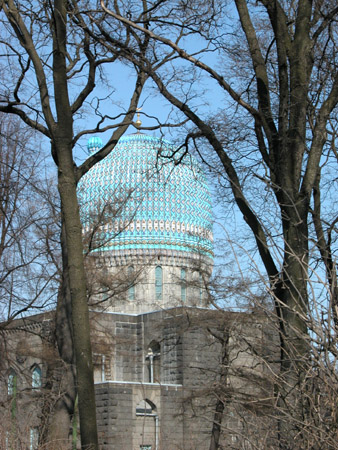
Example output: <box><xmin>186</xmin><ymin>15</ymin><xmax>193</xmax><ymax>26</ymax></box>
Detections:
<box><xmin>155</xmin><ymin>266</ymin><xmax>163</xmax><ymax>301</ymax></box>
<box><xmin>181</xmin><ymin>268</ymin><xmax>186</xmax><ymax>302</ymax></box>
<box><xmin>30</xmin><ymin>428</ymin><xmax>39</xmax><ymax>450</ymax></box>
<box><xmin>128</xmin><ymin>266</ymin><xmax>135</xmax><ymax>301</ymax></box>
<box><xmin>199</xmin><ymin>273</ymin><xmax>203</xmax><ymax>303</ymax></box>
<box><xmin>32</xmin><ymin>366</ymin><xmax>42</xmax><ymax>388</ymax></box>
<box><xmin>8</xmin><ymin>369</ymin><xmax>17</xmax><ymax>396</ymax></box>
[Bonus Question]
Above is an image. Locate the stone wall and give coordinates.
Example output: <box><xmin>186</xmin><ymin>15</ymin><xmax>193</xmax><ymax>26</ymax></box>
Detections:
<box><xmin>0</xmin><ymin>308</ymin><xmax>278</xmax><ymax>449</ymax></box>
<box><xmin>95</xmin><ymin>382</ymin><xmax>184</xmax><ymax>450</ymax></box>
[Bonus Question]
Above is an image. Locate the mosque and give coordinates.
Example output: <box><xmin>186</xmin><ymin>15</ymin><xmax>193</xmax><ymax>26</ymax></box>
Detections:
<box><xmin>0</xmin><ymin>131</ymin><xmax>276</xmax><ymax>449</ymax></box>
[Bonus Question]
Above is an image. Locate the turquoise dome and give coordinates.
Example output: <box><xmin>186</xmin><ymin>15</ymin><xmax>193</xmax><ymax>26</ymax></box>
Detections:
<box><xmin>78</xmin><ymin>133</ymin><xmax>213</xmax><ymax>258</ymax></box>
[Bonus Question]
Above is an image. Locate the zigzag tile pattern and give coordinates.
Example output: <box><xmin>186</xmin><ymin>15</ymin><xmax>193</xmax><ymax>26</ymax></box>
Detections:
<box><xmin>78</xmin><ymin>134</ymin><xmax>213</xmax><ymax>257</ymax></box>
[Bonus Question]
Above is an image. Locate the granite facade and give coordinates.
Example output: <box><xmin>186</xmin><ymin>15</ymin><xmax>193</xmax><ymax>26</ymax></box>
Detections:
<box><xmin>0</xmin><ymin>308</ymin><xmax>277</xmax><ymax>449</ymax></box>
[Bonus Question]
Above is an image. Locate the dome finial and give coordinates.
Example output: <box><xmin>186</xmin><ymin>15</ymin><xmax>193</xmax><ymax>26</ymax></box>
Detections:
<box><xmin>87</xmin><ymin>136</ymin><xmax>103</xmax><ymax>154</ymax></box>
<box><xmin>135</xmin><ymin>107</ymin><xmax>142</xmax><ymax>130</ymax></box>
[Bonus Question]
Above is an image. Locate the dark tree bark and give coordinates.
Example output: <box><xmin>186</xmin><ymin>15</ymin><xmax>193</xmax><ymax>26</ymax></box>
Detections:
<box><xmin>43</xmin><ymin>222</ymin><xmax>76</xmax><ymax>448</ymax></box>
<box><xmin>209</xmin><ymin>328</ymin><xmax>230</xmax><ymax>450</ymax></box>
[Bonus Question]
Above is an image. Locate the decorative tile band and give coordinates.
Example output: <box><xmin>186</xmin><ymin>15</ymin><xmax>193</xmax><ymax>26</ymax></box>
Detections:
<box><xmin>84</xmin><ymin>219</ymin><xmax>213</xmax><ymax>240</ymax></box>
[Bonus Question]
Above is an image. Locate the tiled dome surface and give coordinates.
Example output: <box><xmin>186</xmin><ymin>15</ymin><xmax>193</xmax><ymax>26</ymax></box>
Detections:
<box><xmin>78</xmin><ymin>134</ymin><xmax>213</xmax><ymax>257</ymax></box>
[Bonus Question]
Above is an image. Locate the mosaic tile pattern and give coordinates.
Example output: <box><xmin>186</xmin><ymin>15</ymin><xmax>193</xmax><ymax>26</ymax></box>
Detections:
<box><xmin>78</xmin><ymin>134</ymin><xmax>213</xmax><ymax>257</ymax></box>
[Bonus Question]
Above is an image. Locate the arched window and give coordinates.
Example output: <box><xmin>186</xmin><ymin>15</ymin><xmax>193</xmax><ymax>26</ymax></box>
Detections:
<box><xmin>128</xmin><ymin>266</ymin><xmax>135</xmax><ymax>301</ymax></box>
<box><xmin>8</xmin><ymin>369</ymin><xmax>17</xmax><ymax>396</ymax></box>
<box><xmin>181</xmin><ymin>268</ymin><xmax>186</xmax><ymax>302</ymax></box>
<box><xmin>155</xmin><ymin>266</ymin><xmax>163</xmax><ymax>301</ymax></box>
<box><xmin>136</xmin><ymin>399</ymin><xmax>157</xmax><ymax>450</ymax></box>
<box><xmin>32</xmin><ymin>365</ymin><xmax>42</xmax><ymax>388</ymax></box>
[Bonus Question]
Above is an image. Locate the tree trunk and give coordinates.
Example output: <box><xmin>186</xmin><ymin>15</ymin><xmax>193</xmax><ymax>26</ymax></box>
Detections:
<box><xmin>56</xmin><ymin>138</ymin><xmax>99</xmax><ymax>449</ymax></box>
<box><xmin>276</xmin><ymin>206</ymin><xmax>310</xmax><ymax>448</ymax></box>
<box><xmin>209</xmin><ymin>329</ymin><xmax>230</xmax><ymax>450</ymax></box>
<box><xmin>51</xmin><ymin>0</ymin><xmax>99</xmax><ymax>446</ymax></box>
<box><xmin>43</xmin><ymin>222</ymin><xmax>77</xmax><ymax>449</ymax></box>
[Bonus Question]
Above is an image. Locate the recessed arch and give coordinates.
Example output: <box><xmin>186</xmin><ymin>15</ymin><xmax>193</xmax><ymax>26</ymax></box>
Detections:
<box><xmin>148</xmin><ymin>340</ymin><xmax>160</xmax><ymax>354</ymax></box>
<box><xmin>146</xmin><ymin>341</ymin><xmax>161</xmax><ymax>383</ymax></box>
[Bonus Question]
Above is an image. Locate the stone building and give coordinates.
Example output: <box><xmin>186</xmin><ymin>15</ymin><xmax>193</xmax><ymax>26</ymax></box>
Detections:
<box><xmin>0</xmin><ymin>133</ymin><xmax>277</xmax><ymax>449</ymax></box>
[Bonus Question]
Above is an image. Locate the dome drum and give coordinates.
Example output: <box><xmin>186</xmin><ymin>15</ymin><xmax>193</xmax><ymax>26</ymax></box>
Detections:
<box><xmin>88</xmin><ymin>259</ymin><xmax>210</xmax><ymax>314</ymax></box>
<box><xmin>94</xmin><ymin>250</ymin><xmax>213</xmax><ymax>274</ymax></box>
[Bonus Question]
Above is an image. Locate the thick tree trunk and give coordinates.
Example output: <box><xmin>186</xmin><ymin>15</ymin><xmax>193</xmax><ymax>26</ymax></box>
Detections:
<box><xmin>43</xmin><ymin>367</ymin><xmax>76</xmax><ymax>449</ymax></box>
<box><xmin>51</xmin><ymin>0</ymin><xmax>99</xmax><ymax>446</ymax></box>
<box><xmin>56</xmin><ymin>138</ymin><xmax>99</xmax><ymax>449</ymax></box>
<box><xmin>43</xmin><ymin>222</ymin><xmax>77</xmax><ymax>449</ymax></box>
<box><xmin>209</xmin><ymin>329</ymin><xmax>230</xmax><ymax>450</ymax></box>
<box><xmin>276</xmin><ymin>207</ymin><xmax>310</xmax><ymax>448</ymax></box>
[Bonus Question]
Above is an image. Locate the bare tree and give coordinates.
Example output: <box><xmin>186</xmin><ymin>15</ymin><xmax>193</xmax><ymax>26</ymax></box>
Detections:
<box><xmin>0</xmin><ymin>0</ymin><xmax>149</xmax><ymax>447</ymax></box>
<box><xmin>0</xmin><ymin>114</ymin><xmax>58</xmax><ymax>323</ymax></box>
<box><xmin>88</xmin><ymin>0</ymin><xmax>338</xmax><ymax>446</ymax></box>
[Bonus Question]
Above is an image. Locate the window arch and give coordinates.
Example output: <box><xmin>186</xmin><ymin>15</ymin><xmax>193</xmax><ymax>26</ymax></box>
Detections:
<box><xmin>181</xmin><ymin>268</ymin><xmax>186</xmax><ymax>302</ymax></box>
<box><xmin>32</xmin><ymin>365</ymin><xmax>42</xmax><ymax>388</ymax></box>
<box><xmin>136</xmin><ymin>398</ymin><xmax>157</xmax><ymax>415</ymax></box>
<box><xmin>128</xmin><ymin>266</ymin><xmax>135</xmax><ymax>301</ymax></box>
<box><xmin>8</xmin><ymin>369</ymin><xmax>17</xmax><ymax>396</ymax></box>
<box><xmin>155</xmin><ymin>266</ymin><xmax>163</xmax><ymax>301</ymax></box>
